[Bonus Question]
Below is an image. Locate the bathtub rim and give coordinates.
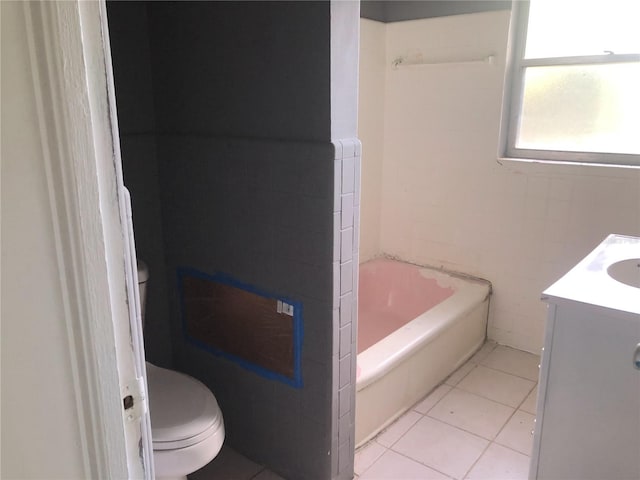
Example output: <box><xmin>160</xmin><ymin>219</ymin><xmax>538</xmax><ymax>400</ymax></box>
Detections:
<box><xmin>356</xmin><ymin>260</ymin><xmax>491</xmax><ymax>391</ymax></box>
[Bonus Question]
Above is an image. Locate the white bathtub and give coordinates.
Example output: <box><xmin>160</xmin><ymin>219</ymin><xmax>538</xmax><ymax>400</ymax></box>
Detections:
<box><xmin>355</xmin><ymin>258</ymin><xmax>491</xmax><ymax>447</ymax></box>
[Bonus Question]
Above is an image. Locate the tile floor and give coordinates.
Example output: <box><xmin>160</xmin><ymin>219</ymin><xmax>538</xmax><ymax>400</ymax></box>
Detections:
<box><xmin>189</xmin><ymin>341</ymin><xmax>539</xmax><ymax>480</ymax></box>
<box><xmin>354</xmin><ymin>341</ymin><xmax>540</xmax><ymax>480</ymax></box>
<box><xmin>188</xmin><ymin>445</ymin><xmax>285</xmax><ymax>480</ymax></box>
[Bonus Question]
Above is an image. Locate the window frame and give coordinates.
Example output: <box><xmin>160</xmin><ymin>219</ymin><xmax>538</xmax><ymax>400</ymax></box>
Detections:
<box><xmin>499</xmin><ymin>1</ymin><xmax>640</xmax><ymax>167</ymax></box>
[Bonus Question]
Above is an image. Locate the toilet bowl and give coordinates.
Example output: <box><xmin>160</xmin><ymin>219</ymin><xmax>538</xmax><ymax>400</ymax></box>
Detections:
<box><xmin>146</xmin><ymin>363</ymin><xmax>224</xmax><ymax>480</ymax></box>
<box><xmin>138</xmin><ymin>262</ymin><xmax>225</xmax><ymax>480</ymax></box>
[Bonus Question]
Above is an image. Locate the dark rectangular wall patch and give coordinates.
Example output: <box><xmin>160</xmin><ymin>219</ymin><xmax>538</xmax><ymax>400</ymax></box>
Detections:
<box><xmin>178</xmin><ymin>268</ymin><xmax>303</xmax><ymax>387</ymax></box>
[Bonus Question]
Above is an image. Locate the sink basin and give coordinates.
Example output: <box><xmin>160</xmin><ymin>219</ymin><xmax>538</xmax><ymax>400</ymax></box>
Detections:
<box><xmin>607</xmin><ymin>258</ymin><xmax>640</xmax><ymax>288</ymax></box>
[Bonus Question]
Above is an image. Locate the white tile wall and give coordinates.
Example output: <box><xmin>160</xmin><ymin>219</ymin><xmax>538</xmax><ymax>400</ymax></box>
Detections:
<box><xmin>357</xmin><ymin>19</ymin><xmax>386</xmax><ymax>263</ymax></box>
<box><xmin>333</xmin><ymin>138</ymin><xmax>361</xmax><ymax>480</ymax></box>
<box><xmin>358</xmin><ymin>12</ymin><xmax>640</xmax><ymax>353</ymax></box>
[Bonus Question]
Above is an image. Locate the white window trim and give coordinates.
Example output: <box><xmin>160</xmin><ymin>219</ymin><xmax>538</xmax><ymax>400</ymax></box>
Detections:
<box><xmin>498</xmin><ymin>1</ymin><xmax>640</xmax><ymax>168</ymax></box>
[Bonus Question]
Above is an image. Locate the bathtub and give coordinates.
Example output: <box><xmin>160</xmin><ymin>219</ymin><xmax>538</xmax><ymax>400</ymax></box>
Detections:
<box><xmin>355</xmin><ymin>258</ymin><xmax>491</xmax><ymax>447</ymax></box>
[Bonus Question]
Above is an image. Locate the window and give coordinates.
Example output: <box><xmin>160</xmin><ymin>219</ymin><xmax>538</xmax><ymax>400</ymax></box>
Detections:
<box><xmin>500</xmin><ymin>0</ymin><xmax>640</xmax><ymax>166</ymax></box>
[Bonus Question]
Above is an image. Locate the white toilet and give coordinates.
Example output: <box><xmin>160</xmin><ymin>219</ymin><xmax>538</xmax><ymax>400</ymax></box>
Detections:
<box><xmin>138</xmin><ymin>262</ymin><xmax>225</xmax><ymax>480</ymax></box>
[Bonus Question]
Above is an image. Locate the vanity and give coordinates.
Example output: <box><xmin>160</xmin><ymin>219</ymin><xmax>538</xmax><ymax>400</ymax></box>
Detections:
<box><xmin>530</xmin><ymin>234</ymin><xmax>640</xmax><ymax>480</ymax></box>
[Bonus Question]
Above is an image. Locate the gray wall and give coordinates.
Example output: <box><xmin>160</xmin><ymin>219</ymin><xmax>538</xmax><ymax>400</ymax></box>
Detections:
<box><xmin>149</xmin><ymin>2</ymin><xmax>331</xmax><ymax>141</ymax></box>
<box><xmin>108</xmin><ymin>2</ymin><xmax>359</xmax><ymax>477</ymax></box>
<box><xmin>107</xmin><ymin>2</ymin><xmax>173</xmax><ymax>368</ymax></box>
<box><xmin>361</xmin><ymin>0</ymin><xmax>511</xmax><ymax>23</ymax></box>
<box><xmin>149</xmin><ymin>2</ymin><xmax>339</xmax><ymax>479</ymax></box>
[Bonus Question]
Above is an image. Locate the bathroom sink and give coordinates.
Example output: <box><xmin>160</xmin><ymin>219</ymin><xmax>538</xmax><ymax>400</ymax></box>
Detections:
<box><xmin>544</xmin><ymin>235</ymin><xmax>640</xmax><ymax>315</ymax></box>
<box><xmin>607</xmin><ymin>258</ymin><xmax>640</xmax><ymax>288</ymax></box>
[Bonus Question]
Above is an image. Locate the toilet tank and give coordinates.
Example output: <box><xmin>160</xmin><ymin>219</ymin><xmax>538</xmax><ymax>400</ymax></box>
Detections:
<box><xmin>137</xmin><ymin>261</ymin><xmax>149</xmax><ymax>325</ymax></box>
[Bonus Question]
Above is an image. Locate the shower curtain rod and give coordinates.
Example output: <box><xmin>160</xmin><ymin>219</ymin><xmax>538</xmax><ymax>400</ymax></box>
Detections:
<box><xmin>392</xmin><ymin>54</ymin><xmax>495</xmax><ymax>69</ymax></box>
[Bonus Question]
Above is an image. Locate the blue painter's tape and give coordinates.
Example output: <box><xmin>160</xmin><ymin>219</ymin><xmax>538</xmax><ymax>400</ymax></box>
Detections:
<box><xmin>177</xmin><ymin>267</ymin><xmax>304</xmax><ymax>388</ymax></box>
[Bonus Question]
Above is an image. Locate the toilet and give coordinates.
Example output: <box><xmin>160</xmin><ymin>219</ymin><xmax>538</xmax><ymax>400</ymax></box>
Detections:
<box><xmin>138</xmin><ymin>262</ymin><xmax>225</xmax><ymax>480</ymax></box>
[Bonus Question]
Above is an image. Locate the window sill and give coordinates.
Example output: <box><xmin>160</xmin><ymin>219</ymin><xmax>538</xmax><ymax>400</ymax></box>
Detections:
<box><xmin>497</xmin><ymin>156</ymin><xmax>640</xmax><ymax>175</ymax></box>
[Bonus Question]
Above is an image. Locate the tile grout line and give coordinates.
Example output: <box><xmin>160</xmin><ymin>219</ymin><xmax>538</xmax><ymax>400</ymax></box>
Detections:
<box><xmin>491</xmin><ymin>395</ymin><xmax>526</xmax><ymax>440</ymax></box>
<box><xmin>453</xmin><ymin>383</ymin><xmax>532</xmax><ymax>410</ymax></box>
<box><xmin>386</xmin><ymin>420</ymin><xmax>485</xmax><ymax>480</ymax></box>
<box><xmin>444</xmin><ymin>363</ymin><xmax>478</xmax><ymax>387</ymax></box>
<box><xmin>490</xmin><ymin>440</ymin><xmax>535</xmax><ymax>458</ymax></box>
<box><xmin>376</xmin><ymin>411</ymin><xmax>422</xmax><ymax>450</ymax></box>
<box><xmin>477</xmin><ymin>362</ymin><xmax>541</xmax><ymax>382</ymax></box>
<box><xmin>417</xmin><ymin>384</ymin><xmax>454</xmax><ymax>413</ymax></box>
<box><xmin>425</xmin><ymin>378</ymin><xmax>538</xmax><ymax>443</ymax></box>
<box><xmin>491</xmin><ymin>381</ymin><xmax>538</xmax><ymax>454</ymax></box>
<box><xmin>459</xmin><ymin>377</ymin><xmax>538</xmax><ymax>479</ymax></box>
<box><xmin>354</xmin><ymin>440</ymin><xmax>387</xmax><ymax>478</ymax></box>
<box><xmin>385</xmin><ymin>447</ymin><xmax>456</xmax><ymax>480</ymax></box>
<box><xmin>422</xmin><ymin>386</ymin><xmax>514</xmax><ymax>443</ymax></box>
<box><xmin>460</xmin><ymin>423</ymin><xmax>534</xmax><ymax>480</ymax></box>
<box><xmin>461</xmin><ymin>435</ymin><xmax>493</xmax><ymax>480</ymax></box>
<box><xmin>362</xmin><ymin>401</ymin><xmax>460</xmax><ymax>478</ymax></box>
<box><xmin>416</xmin><ymin>367</ymin><xmax>536</xmax><ymax>478</ymax></box>
<box><xmin>453</xmin><ymin>365</ymin><xmax>538</xmax><ymax>410</ymax></box>
<box><xmin>405</xmin><ymin>414</ymin><xmax>491</xmax><ymax>444</ymax></box>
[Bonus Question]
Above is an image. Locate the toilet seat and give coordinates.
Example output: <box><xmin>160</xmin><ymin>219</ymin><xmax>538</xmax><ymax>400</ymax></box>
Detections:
<box><xmin>146</xmin><ymin>363</ymin><xmax>223</xmax><ymax>450</ymax></box>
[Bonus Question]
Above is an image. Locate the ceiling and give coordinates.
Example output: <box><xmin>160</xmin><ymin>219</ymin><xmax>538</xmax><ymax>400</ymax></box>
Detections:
<box><xmin>360</xmin><ymin>1</ymin><xmax>512</xmax><ymax>23</ymax></box>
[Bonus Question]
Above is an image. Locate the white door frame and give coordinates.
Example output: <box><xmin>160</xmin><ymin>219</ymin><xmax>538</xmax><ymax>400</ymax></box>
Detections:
<box><xmin>22</xmin><ymin>1</ymin><xmax>153</xmax><ymax>478</ymax></box>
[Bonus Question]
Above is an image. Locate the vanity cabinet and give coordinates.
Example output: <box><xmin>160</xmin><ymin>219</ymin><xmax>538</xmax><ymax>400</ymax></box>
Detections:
<box><xmin>530</xmin><ymin>235</ymin><xmax>640</xmax><ymax>480</ymax></box>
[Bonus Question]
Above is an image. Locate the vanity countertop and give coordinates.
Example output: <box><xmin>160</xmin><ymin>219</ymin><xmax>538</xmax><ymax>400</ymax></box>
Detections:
<box><xmin>543</xmin><ymin>234</ymin><xmax>640</xmax><ymax>315</ymax></box>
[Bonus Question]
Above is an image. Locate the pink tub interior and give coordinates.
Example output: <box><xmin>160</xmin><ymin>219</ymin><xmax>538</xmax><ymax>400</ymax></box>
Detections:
<box><xmin>358</xmin><ymin>259</ymin><xmax>455</xmax><ymax>353</ymax></box>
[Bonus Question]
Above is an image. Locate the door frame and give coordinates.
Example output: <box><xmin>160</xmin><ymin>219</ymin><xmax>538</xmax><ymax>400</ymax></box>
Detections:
<box><xmin>22</xmin><ymin>1</ymin><xmax>153</xmax><ymax>478</ymax></box>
